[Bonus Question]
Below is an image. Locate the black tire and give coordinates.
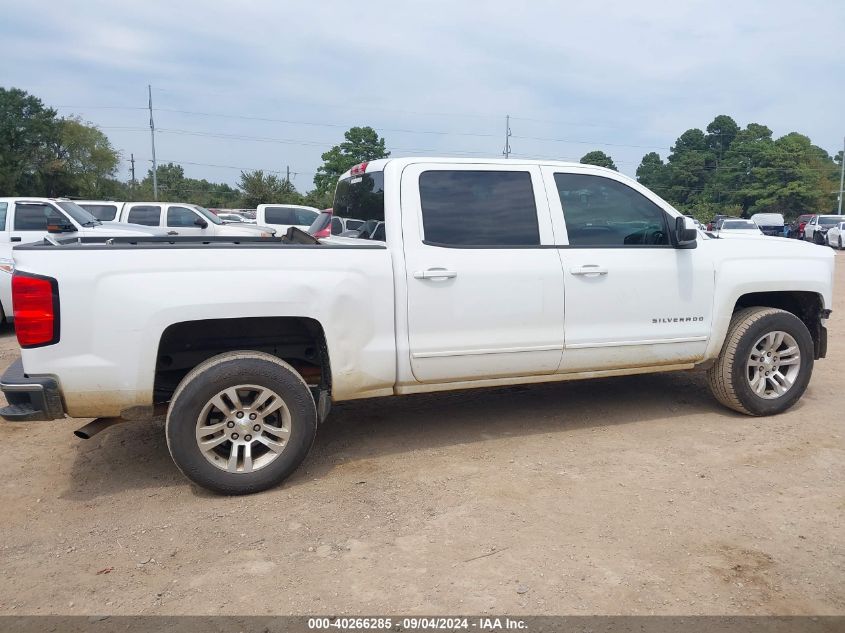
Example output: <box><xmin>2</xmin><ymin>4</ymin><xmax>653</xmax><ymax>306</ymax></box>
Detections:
<box><xmin>166</xmin><ymin>351</ymin><xmax>317</xmax><ymax>494</ymax></box>
<box><xmin>707</xmin><ymin>307</ymin><xmax>814</xmax><ymax>416</ymax></box>
<box><xmin>814</xmin><ymin>232</ymin><xmax>824</xmax><ymax>245</ymax></box>
<box><xmin>839</xmin><ymin>237</ymin><xmax>843</xmax><ymax>250</ymax></box>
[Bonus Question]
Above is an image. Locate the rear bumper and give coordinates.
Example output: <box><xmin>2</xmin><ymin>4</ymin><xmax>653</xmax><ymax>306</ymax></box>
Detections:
<box><xmin>0</xmin><ymin>358</ymin><xmax>65</xmax><ymax>421</ymax></box>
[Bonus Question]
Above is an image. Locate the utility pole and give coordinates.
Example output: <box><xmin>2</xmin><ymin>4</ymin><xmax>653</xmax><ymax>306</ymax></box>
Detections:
<box><xmin>286</xmin><ymin>165</ymin><xmax>290</xmax><ymax>185</ymax></box>
<box><xmin>148</xmin><ymin>84</ymin><xmax>158</xmax><ymax>200</ymax></box>
<box><xmin>838</xmin><ymin>135</ymin><xmax>844</xmax><ymax>215</ymax></box>
<box><xmin>129</xmin><ymin>153</ymin><xmax>136</xmax><ymax>189</ymax></box>
<box><xmin>502</xmin><ymin>114</ymin><xmax>511</xmax><ymax>159</ymax></box>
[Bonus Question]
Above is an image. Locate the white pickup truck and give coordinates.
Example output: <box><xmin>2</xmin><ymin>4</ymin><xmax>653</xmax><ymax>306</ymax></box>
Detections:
<box><xmin>0</xmin><ymin>159</ymin><xmax>834</xmax><ymax>494</ymax></box>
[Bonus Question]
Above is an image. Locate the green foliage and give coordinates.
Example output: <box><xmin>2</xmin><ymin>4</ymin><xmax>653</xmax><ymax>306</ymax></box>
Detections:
<box><xmin>579</xmin><ymin>150</ymin><xmax>617</xmax><ymax>171</ymax></box>
<box><xmin>313</xmin><ymin>126</ymin><xmax>389</xmax><ymax>195</ymax></box>
<box><xmin>44</xmin><ymin>117</ymin><xmax>121</xmax><ymax>197</ymax></box>
<box><xmin>640</xmin><ymin>115</ymin><xmax>839</xmax><ymax>220</ymax></box>
<box><xmin>133</xmin><ymin>163</ymin><xmax>242</xmax><ymax>207</ymax></box>
<box><xmin>238</xmin><ymin>170</ymin><xmax>302</xmax><ymax>208</ymax></box>
<box><xmin>0</xmin><ymin>87</ymin><xmax>60</xmax><ymax>195</ymax></box>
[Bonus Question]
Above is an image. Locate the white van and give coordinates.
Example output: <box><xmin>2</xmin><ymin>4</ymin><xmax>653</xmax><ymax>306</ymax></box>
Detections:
<box><xmin>0</xmin><ymin>198</ymin><xmax>161</xmax><ymax>321</ymax></box>
<box><xmin>255</xmin><ymin>204</ymin><xmax>320</xmax><ymax>235</ymax></box>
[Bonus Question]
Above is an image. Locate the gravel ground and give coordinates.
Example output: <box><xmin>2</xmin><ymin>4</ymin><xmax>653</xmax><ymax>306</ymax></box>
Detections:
<box><xmin>0</xmin><ymin>253</ymin><xmax>842</xmax><ymax>616</ymax></box>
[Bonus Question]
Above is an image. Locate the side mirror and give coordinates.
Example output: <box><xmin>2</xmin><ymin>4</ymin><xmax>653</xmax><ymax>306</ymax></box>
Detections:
<box><xmin>194</xmin><ymin>218</ymin><xmax>208</xmax><ymax>229</ymax></box>
<box><xmin>47</xmin><ymin>223</ymin><xmax>75</xmax><ymax>234</ymax></box>
<box><xmin>674</xmin><ymin>216</ymin><xmax>697</xmax><ymax>249</ymax></box>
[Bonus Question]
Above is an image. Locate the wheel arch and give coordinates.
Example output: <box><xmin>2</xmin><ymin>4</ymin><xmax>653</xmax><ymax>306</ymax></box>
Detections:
<box><xmin>154</xmin><ymin>316</ymin><xmax>331</xmax><ymax>404</ymax></box>
<box><xmin>732</xmin><ymin>291</ymin><xmax>827</xmax><ymax>359</ymax></box>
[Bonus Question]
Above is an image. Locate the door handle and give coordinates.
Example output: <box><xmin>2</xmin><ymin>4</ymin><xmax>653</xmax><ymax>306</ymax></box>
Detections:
<box><xmin>570</xmin><ymin>264</ymin><xmax>608</xmax><ymax>276</ymax></box>
<box><xmin>413</xmin><ymin>268</ymin><xmax>458</xmax><ymax>280</ymax></box>
<box><xmin>10</xmin><ymin>237</ymin><xmax>21</xmax><ymax>242</ymax></box>
<box><xmin>167</xmin><ymin>231</ymin><xmax>179</xmax><ymax>235</ymax></box>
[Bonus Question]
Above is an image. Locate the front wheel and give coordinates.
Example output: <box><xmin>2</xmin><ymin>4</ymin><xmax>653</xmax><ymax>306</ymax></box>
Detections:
<box><xmin>166</xmin><ymin>351</ymin><xmax>317</xmax><ymax>494</ymax></box>
<box><xmin>707</xmin><ymin>307</ymin><xmax>814</xmax><ymax>416</ymax></box>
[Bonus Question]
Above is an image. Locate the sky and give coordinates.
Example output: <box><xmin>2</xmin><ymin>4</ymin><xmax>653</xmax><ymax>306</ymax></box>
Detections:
<box><xmin>1</xmin><ymin>0</ymin><xmax>843</xmax><ymax>192</ymax></box>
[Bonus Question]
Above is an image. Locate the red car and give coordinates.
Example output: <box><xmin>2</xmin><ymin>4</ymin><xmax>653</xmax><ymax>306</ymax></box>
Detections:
<box><xmin>789</xmin><ymin>214</ymin><xmax>815</xmax><ymax>239</ymax></box>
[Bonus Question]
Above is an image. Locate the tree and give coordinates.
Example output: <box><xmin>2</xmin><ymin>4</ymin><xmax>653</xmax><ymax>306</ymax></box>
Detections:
<box><xmin>705</xmin><ymin>115</ymin><xmax>739</xmax><ymax>162</ymax></box>
<box><xmin>636</xmin><ymin>152</ymin><xmax>666</xmax><ymax>192</ymax></box>
<box><xmin>579</xmin><ymin>150</ymin><xmax>617</xmax><ymax>171</ymax></box>
<box><xmin>0</xmin><ymin>87</ymin><xmax>60</xmax><ymax>195</ymax></box>
<box><xmin>238</xmin><ymin>170</ymin><xmax>301</xmax><ymax>208</ymax></box>
<box><xmin>313</xmin><ymin>126</ymin><xmax>389</xmax><ymax>195</ymax></box>
<box><xmin>42</xmin><ymin>117</ymin><xmax>120</xmax><ymax>197</ymax></box>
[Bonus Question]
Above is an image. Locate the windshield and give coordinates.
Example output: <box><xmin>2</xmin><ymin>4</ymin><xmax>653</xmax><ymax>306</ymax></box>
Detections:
<box><xmin>819</xmin><ymin>217</ymin><xmax>840</xmax><ymax>226</ymax></box>
<box><xmin>57</xmin><ymin>201</ymin><xmax>100</xmax><ymax>226</ymax></box>
<box><xmin>192</xmin><ymin>205</ymin><xmax>223</xmax><ymax>225</ymax></box>
<box><xmin>722</xmin><ymin>221</ymin><xmax>757</xmax><ymax>230</ymax></box>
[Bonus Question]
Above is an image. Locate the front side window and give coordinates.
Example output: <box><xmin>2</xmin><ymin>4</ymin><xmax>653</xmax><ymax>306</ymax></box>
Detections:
<box><xmin>127</xmin><ymin>205</ymin><xmax>162</xmax><ymax>226</ymax></box>
<box><xmin>14</xmin><ymin>203</ymin><xmax>68</xmax><ymax>231</ymax></box>
<box><xmin>419</xmin><ymin>170</ymin><xmax>540</xmax><ymax>246</ymax></box>
<box><xmin>331</xmin><ymin>217</ymin><xmax>343</xmax><ymax>235</ymax></box>
<box><xmin>553</xmin><ymin>173</ymin><xmax>669</xmax><ymax>247</ymax></box>
<box><xmin>168</xmin><ymin>206</ymin><xmax>200</xmax><ymax>228</ymax></box>
<box><xmin>0</xmin><ymin>202</ymin><xmax>7</xmax><ymax>230</ymax></box>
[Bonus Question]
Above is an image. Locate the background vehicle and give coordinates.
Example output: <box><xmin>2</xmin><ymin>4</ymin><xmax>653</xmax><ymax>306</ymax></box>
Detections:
<box><xmin>308</xmin><ymin>210</ymin><xmax>365</xmax><ymax>238</ymax></box>
<box><xmin>804</xmin><ymin>215</ymin><xmax>843</xmax><ymax>244</ymax></box>
<box><xmin>750</xmin><ymin>213</ymin><xmax>785</xmax><ymax>237</ymax></box>
<box><xmin>825</xmin><ymin>221</ymin><xmax>845</xmax><ymax>249</ymax></box>
<box><xmin>217</xmin><ymin>212</ymin><xmax>255</xmax><ymax>224</ymax></box>
<box><xmin>117</xmin><ymin>202</ymin><xmax>274</xmax><ymax>237</ymax></box>
<box><xmin>714</xmin><ymin>219</ymin><xmax>767</xmax><ymax>239</ymax></box>
<box><xmin>788</xmin><ymin>214</ymin><xmax>815</xmax><ymax>239</ymax></box>
<box><xmin>1</xmin><ymin>159</ymin><xmax>834</xmax><ymax>495</ymax></box>
<box><xmin>255</xmin><ymin>204</ymin><xmax>320</xmax><ymax>235</ymax></box>
<box><xmin>0</xmin><ymin>197</ymin><xmax>162</xmax><ymax>321</ymax></box>
<box><xmin>74</xmin><ymin>200</ymin><xmax>123</xmax><ymax>221</ymax></box>
<box><xmin>707</xmin><ymin>214</ymin><xmax>730</xmax><ymax>231</ymax></box>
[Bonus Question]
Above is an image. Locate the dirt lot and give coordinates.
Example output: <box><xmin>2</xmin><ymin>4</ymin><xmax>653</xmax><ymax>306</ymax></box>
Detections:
<box><xmin>0</xmin><ymin>254</ymin><xmax>843</xmax><ymax>617</ymax></box>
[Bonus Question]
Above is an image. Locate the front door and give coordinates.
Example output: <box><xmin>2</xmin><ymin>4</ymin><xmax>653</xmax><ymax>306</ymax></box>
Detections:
<box><xmin>540</xmin><ymin>167</ymin><xmax>714</xmax><ymax>373</ymax></box>
<box><xmin>402</xmin><ymin>164</ymin><xmax>565</xmax><ymax>383</ymax></box>
<box><xmin>10</xmin><ymin>202</ymin><xmax>74</xmax><ymax>245</ymax></box>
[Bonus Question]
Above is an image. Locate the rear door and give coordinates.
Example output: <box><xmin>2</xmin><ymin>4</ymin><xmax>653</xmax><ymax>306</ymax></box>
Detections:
<box><xmin>541</xmin><ymin>166</ymin><xmax>714</xmax><ymax>372</ymax></box>
<box><xmin>402</xmin><ymin>164</ymin><xmax>565</xmax><ymax>383</ymax></box>
<box><xmin>124</xmin><ymin>204</ymin><xmax>163</xmax><ymax>230</ymax></box>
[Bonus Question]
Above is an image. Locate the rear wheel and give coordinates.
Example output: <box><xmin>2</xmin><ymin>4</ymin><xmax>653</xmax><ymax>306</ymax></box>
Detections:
<box><xmin>839</xmin><ymin>237</ymin><xmax>843</xmax><ymax>250</ymax></box>
<box><xmin>166</xmin><ymin>351</ymin><xmax>317</xmax><ymax>494</ymax></box>
<box><xmin>707</xmin><ymin>307</ymin><xmax>814</xmax><ymax>416</ymax></box>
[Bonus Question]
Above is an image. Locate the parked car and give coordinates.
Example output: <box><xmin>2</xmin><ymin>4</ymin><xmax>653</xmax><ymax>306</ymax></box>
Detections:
<box><xmin>117</xmin><ymin>202</ymin><xmax>275</xmax><ymax>237</ymax></box>
<box><xmin>0</xmin><ymin>158</ymin><xmax>834</xmax><ymax>495</ymax></box>
<box><xmin>750</xmin><ymin>213</ymin><xmax>786</xmax><ymax>237</ymax></box>
<box><xmin>307</xmin><ymin>210</ymin><xmax>366</xmax><ymax>238</ymax></box>
<box><xmin>714</xmin><ymin>219</ymin><xmax>767</xmax><ymax>239</ymax></box>
<box><xmin>0</xmin><ymin>197</ymin><xmax>162</xmax><ymax>321</ymax></box>
<box><xmin>787</xmin><ymin>214</ymin><xmax>815</xmax><ymax>239</ymax></box>
<box><xmin>255</xmin><ymin>204</ymin><xmax>320</xmax><ymax>235</ymax></box>
<box><xmin>217</xmin><ymin>213</ymin><xmax>255</xmax><ymax>224</ymax></box>
<box><xmin>824</xmin><ymin>221</ymin><xmax>845</xmax><ymax>249</ymax></box>
<box><xmin>706</xmin><ymin>214</ymin><xmax>731</xmax><ymax>231</ymax></box>
<box><xmin>804</xmin><ymin>215</ymin><xmax>843</xmax><ymax>245</ymax></box>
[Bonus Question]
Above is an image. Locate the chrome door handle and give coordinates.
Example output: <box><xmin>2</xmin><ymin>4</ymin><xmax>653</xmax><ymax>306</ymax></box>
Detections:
<box><xmin>570</xmin><ymin>265</ymin><xmax>608</xmax><ymax>276</ymax></box>
<box><xmin>413</xmin><ymin>268</ymin><xmax>458</xmax><ymax>280</ymax></box>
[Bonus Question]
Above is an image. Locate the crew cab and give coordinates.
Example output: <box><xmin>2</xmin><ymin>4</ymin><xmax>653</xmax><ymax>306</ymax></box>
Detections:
<box><xmin>255</xmin><ymin>204</ymin><xmax>320</xmax><ymax>235</ymax></box>
<box><xmin>0</xmin><ymin>159</ymin><xmax>835</xmax><ymax>495</ymax></box>
<box><xmin>0</xmin><ymin>197</ymin><xmax>162</xmax><ymax>322</ymax></box>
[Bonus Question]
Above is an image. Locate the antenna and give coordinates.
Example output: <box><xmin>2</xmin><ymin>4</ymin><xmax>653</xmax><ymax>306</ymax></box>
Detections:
<box><xmin>502</xmin><ymin>114</ymin><xmax>512</xmax><ymax>158</ymax></box>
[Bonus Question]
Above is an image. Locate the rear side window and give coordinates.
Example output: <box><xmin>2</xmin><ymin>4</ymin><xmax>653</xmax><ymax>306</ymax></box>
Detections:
<box><xmin>167</xmin><ymin>206</ymin><xmax>199</xmax><ymax>227</ymax></box>
<box><xmin>553</xmin><ymin>173</ymin><xmax>669</xmax><ymax>247</ymax></box>
<box><xmin>0</xmin><ymin>202</ymin><xmax>7</xmax><ymax>231</ymax></box>
<box><xmin>419</xmin><ymin>170</ymin><xmax>540</xmax><ymax>246</ymax></box>
<box><xmin>264</xmin><ymin>207</ymin><xmax>318</xmax><ymax>225</ymax></box>
<box><xmin>13</xmin><ymin>203</ymin><xmax>68</xmax><ymax>231</ymax></box>
<box><xmin>127</xmin><ymin>205</ymin><xmax>161</xmax><ymax>226</ymax></box>
<box><xmin>79</xmin><ymin>204</ymin><xmax>118</xmax><ymax>221</ymax></box>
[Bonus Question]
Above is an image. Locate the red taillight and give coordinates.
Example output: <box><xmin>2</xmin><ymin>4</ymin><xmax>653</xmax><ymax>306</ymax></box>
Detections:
<box><xmin>12</xmin><ymin>273</ymin><xmax>59</xmax><ymax>348</ymax></box>
<box><xmin>350</xmin><ymin>162</ymin><xmax>368</xmax><ymax>175</ymax></box>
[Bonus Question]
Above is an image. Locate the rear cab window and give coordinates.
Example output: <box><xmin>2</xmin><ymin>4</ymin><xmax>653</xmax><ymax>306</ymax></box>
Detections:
<box><xmin>332</xmin><ymin>171</ymin><xmax>385</xmax><ymax>240</ymax></box>
<box><xmin>79</xmin><ymin>203</ymin><xmax>118</xmax><ymax>221</ymax></box>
